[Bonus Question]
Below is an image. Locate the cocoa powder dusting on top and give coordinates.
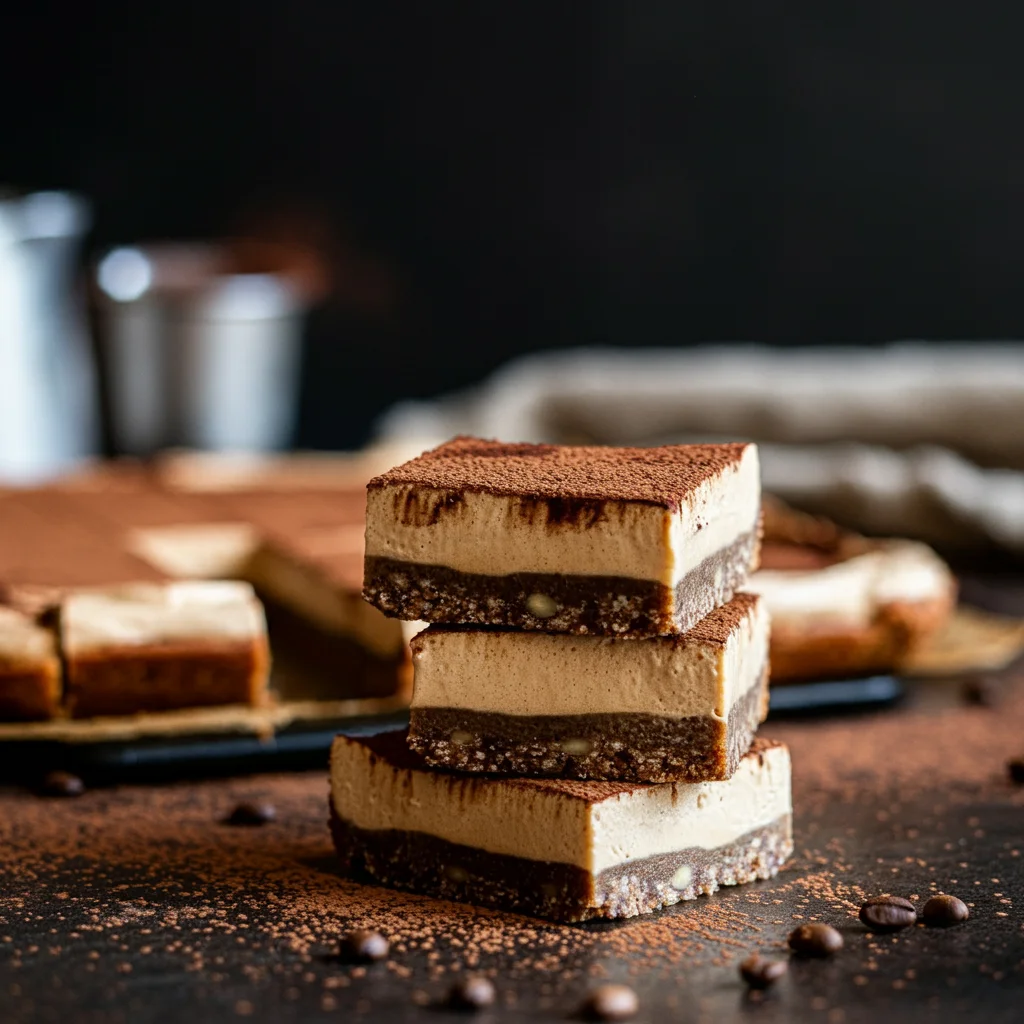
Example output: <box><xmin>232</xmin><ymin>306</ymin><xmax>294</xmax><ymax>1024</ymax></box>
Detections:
<box><xmin>368</xmin><ymin>437</ymin><xmax>751</xmax><ymax>511</ymax></box>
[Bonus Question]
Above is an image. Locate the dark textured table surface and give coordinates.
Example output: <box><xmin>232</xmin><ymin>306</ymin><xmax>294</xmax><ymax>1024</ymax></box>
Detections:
<box><xmin>2</xmin><ymin>577</ymin><xmax>1023</xmax><ymax>1024</ymax></box>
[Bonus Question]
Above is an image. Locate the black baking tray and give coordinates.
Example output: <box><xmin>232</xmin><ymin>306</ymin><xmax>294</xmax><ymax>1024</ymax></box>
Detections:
<box><xmin>0</xmin><ymin>675</ymin><xmax>903</xmax><ymax>785</ymax></box>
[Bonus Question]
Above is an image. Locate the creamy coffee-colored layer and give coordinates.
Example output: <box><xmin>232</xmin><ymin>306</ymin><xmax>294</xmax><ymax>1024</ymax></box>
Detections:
<box><xmin>365</xmin><ymin>446</ymin><xmax>760</xmax><ymax>585</ymax></box>
<box><xmin>410</xmin><ymin>596</ymin><xmax>768</xmax><ymax>718</ymax></box>
<box><xmin>329</xmin><ymin>734</ymin><xmax>791</xmax><ymax>876</ymax></box>
<box><xmin>0</xmin><ymin>607</ymin><xmax>57</xmax><ymax>666</ymax></box>
<box><xmin>747</xmin><ymin>540</ymin><xmax>954</xmax><ymax>629</ymax></box>
<box><xmin>62</xmin><ymin>581</ymin><xmax>267</xmax><ymax>654</ymax></box>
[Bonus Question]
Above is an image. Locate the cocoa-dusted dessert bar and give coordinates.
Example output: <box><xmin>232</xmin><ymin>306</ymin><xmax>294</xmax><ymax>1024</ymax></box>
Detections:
<box><xmin>61</xmin><ymin>581</ymin><xmax>270</xmax><ymax>718</ymax></box>
<box><xmin>330</xmin><ymin>729</ymin><xmax>792</xmax><ymax>922</ymax></box>
<box><xmin>0</xmin><ymin>607</ymin><xmax>61</xmax><ymax>721</ymax></box>
<box><xmin>748</xmin><ymin>497</ymin><xmax>956</xmax><ymax>682</ymax></box>
<box><xmin>364</xmin><ymin>437</ymin><xmax>762</xmax><ymax>636</ymax></box>
<box><xmin>408</xmin><ymin>593</ymin><xmax>769</xmax><ymax>782</ymax></box>
<box><xmin>245</xmin><ymin>523</ymin><xmax>413</xmax><ymax>702</ymax></box>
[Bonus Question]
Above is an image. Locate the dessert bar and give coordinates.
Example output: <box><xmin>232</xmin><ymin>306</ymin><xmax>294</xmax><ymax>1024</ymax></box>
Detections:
<box><xmin>408</xmin><ymin>593</ymin><xmax>769</xmax><ymax>782</ymax></box>
<box><xmin>61</xmin><ymin>581</ymin><xmax>270</xmax><ymax>718</ymax></box>
<box><xmin>748</xmin><ymin>498</ymin><xmax>955</xmax><ymax>682</ymax></box>
<box><xmin>0</xmin><ymin>607</ymin><xmax>61</xmax><ymax>721</ymax></box>
<box><xmin>364</xmin><ymin>437</ymin><xmax>761</xmax><ymax>636</ymax></box>
<box><xmin>330</xmin><ymin>729</ymin><xmax>792</xmax><ymax>922</ymax></box>
<box><xmin>246</xmin><ymin>524</ymin><xmax>413</xmax><ymax>701</ymax></box>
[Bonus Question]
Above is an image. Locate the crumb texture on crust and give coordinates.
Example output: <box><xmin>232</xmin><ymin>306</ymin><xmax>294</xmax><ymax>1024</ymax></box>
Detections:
<box><xmin>329</xmin><ymin>806</ymin><xmax>792</xmax><ymax>923</ymax></box>
<box><xmin>368</xmin><ymin>436</ymin><xmax>752</xmax><ymax>510</ymax></box>
<box><xmin>408</xmin><ymin>663</ymin><xmax>769</xmax><ymax>783</ymax></box>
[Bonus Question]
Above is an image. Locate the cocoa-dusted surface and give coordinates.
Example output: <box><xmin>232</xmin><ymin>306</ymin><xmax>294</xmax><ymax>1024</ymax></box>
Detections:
<box><xmin>365</xmin><ymin>530</ymin><xmax>758</xmax><ymax>636</ymax></box>
<box><xmin>2</xmin><ymin>577</ymin><xmax>1024</xmax><ymax>1024</ymax></box>
<box><xmin>329</xmin><ymin>806</ymin><xmax>791</xmax><ymax>923</ymax></box>
<box><xmin>65</xmin><ymin>639</ymin><xmax>270</xmax><ymax>719</ymax></box>
<box><xmin>1</xmin><ymin>702</ymin><xmax>1024</xmax><ymax>1024</ymax></box>
<box><xmin>408</xmin><ymin>665</ymin><xmax>768</xmax><ymax>782</ymax></box>
<box><xmin>368</xmin><ymin>436</ymin><xmax>752</xmax><ymax>511</ymax></box>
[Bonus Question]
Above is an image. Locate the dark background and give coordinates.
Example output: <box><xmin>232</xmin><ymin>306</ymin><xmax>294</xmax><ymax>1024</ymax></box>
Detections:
<box><xmin>6</xmin><ymin>4</ymin><xmax>1023</xmax><ymax>448</ymax></box>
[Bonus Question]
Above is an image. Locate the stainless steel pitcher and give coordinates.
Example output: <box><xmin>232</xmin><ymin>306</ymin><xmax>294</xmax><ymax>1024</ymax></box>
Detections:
<box><xmin>0</xmin><ymin>191</ymin><xmax>99</xmax><ymax>482</ymax></box>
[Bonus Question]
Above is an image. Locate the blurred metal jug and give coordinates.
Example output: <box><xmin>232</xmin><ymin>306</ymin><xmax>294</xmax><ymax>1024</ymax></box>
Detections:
<box><xmin>0</xmin><ymin>191</ymin><xmax>99</xmax><ymax>482</ymax></box>
<box><xmin>95</xmin><ymin>243</ymin><xmax>308</xmax><ymax>455</ymax></box>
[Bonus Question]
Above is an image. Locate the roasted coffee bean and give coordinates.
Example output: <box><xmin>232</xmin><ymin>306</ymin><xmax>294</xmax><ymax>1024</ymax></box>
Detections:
<box><xmin>225</xmin><ymin>801</ymin><xmax>275</xmax><ymax>826</ymax></box>
<box><xmin>739</xmin><ymin>954</ymin><xmax>788</xmax><ymax>989</ymax></box>
<box><xmin>1008</xmin><ymin>758</ymin><xmax>1024</xmax><ymax>784</ymax></box>
<box><xmin>448</xmin><ymin>976</ymin><xmax>496</xmax><ymax>1011</ymax></box>
<box><xmin>39</xmin><ymin>771</ymin><xmax>85</xmax><ymax>798</ymax></box>
<box><xmin>581</xmin><ymin>984</ymin><xmax>639</xmax><ymax>1021</ymax></box>
<box><xmin>788</xmin><ymin>922</ymin><xmax>844</xmax><ymax>957</ymax></box>
<box><xmin>921</xmin><ymin>895</ymin><xmax>969</xmax><ymax>927</ymax></box>
<box><xmin>859</xmin><ymin>896</ymin><xmax>917</xmax><ymax>933</ymax></box>
<box><xmin>962</xmin><ymin>675</ymin><xmax>1003</xmax><ymax>707</ymax></box>
<box><xmin>340</xmin><ymin>929</ymin><xmax>390</xmax><ymax>962</ymax></box>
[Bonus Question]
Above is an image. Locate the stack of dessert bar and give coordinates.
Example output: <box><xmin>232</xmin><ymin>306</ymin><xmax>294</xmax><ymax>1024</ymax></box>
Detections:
<box><xmin>330</xmin><ymin>437</ymin><xmax>793</xmax><ymax>922</ymax></box>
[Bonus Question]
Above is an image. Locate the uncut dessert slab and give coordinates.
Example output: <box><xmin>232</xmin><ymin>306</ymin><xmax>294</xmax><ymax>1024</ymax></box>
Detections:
<box><xmin>363</xmin><ymin>437</ymin><xmax>762</xmax><ymax>636</ymax></box>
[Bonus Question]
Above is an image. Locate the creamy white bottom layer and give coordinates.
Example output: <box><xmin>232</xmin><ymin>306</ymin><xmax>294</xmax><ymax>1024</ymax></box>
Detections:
<box><xmin>410</xmin><ymin>595</ymin><xmax>769</xmax><ymax>719</ymax></box>
<box><xmin>329</xmin><ymin>736</ymin><xmax>791</xmax><ymax>876</ymax></box>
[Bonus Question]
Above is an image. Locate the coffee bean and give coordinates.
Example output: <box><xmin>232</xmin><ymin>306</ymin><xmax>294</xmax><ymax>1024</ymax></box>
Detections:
<box><xmin>788</xmin><ymin>922</ymin><xmax>844</xmax><ymax>957</ymax></box>
<box><xmin>921</xmin><ymin>895</ymin><xmax>969</xmax><ymax>927</ymax></box>
<box><xmin>962</xmin><ymin>675</ymin><xmax>1002</xmax><ymax>707</ymax></box>
<box><xmin>581</xmin><ymin>984</ymin><xmax>639</xmax><ymax>1021</ymax></box>
<box><xmin>224</xmin><ymin>801</ymin><xmax>275</xmax><ymax>826</ymax></box>
<box><xmin>859</xmin><ymin>896</ymin><xmax>917</xmax><ymax>933</ymax></box>
<box><xmin>739</xmin><ymin>954</ymin><xmax>788</xmax><ymax>989</ymax></box>
<box><xmin>39</xmin><ymin>771</ymin><xmax>85</xmax><ymax>798</ymax></box>
<box><xmin>340</xmin><ymin>929</ymin><xmax>390</xmax><ymax>962</ymax></box>
<box><xmin>1008</xmin><ymin>758</ymin><xmax>1024</xmax><ymax>784</ymax></box>
<box><xmin>448</xmin><ymin>976</ymin><xmax>495</xmax><ymax>1011</ymax></box>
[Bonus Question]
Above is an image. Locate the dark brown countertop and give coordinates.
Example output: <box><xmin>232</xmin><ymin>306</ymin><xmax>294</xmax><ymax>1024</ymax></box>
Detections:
<box><xmin>2</xmin><ymin>577</ymin><xmax>1023</xmax><ymax>1024</ymax></box>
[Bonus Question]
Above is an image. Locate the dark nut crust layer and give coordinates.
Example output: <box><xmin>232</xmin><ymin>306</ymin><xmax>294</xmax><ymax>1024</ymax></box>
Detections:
<box><xmin>329</xmin><ymin>805</ymin><xmax>792</xmax><ymax>923</ymax></box>
<box><xmin>408</xmin><ymin>665</ymin><xmax>769</xmax><ymax>783</ymax></box>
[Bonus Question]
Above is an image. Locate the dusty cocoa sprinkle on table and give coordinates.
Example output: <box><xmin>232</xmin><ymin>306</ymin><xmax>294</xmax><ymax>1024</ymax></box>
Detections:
<box><xmin>788</xmin><ymin>923</ymin><xmax>844</xmax><ymax>957</ymax></box>
<box><xmin>921</xmin><ymin>895</ymin><xmax>970</xmax><ymax>927</ymax></box>
<box><xmin>38</xmin><ymin>771</ymin><xmax>85</xmax><ymax>798</ymax></box>
<box><xmin>859</xmin><ymin>896</ymin><xmax>917</xmax><ymax>933</ymax></box>
<box><xmin>340</xmin><ymin>929</ymin><xmax>390</xmax><ymax>962</ymax></box>
<box><xmin>448</xmin><ymin>975</ymin><xmax>496</xmax><ymax>1010</ymax></box>
<box><xmin>739</xmin><ymin>954</ymin><xmax>788</xmax><ymax>988</ymax></box>
<box><xmin>224</xmin><ymin>801</ymin><xmax>276</xmax><ymax>826</ymax></box>
<box><xmin>581</xmin><ymin>984</ymin><xmax>639</xmax><ymax>1021</ymax></box>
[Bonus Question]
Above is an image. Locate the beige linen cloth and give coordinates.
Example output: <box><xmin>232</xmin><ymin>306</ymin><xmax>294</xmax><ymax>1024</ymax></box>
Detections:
<box><xmin>378</xmin><ymin>343</ymin><xmax>1024</xmax><ymax>554</ymax></box>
